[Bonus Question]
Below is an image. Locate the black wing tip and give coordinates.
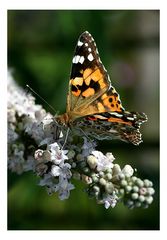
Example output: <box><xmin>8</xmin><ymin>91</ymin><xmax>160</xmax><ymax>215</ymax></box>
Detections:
<box><xmin>82</xmin><ymin>30</ymin><xmax>90</xmax><ymax>35</ymax></box>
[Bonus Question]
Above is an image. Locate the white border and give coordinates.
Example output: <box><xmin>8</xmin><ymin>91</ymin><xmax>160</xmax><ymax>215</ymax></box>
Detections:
<box><xmin>1</xmin><ymin>0</ymin><xmax>160</xmax><ymax>9</ymax></box>
<box><xmin>0</xmin><ymin>6</ymin><xmax>7</xmax><ymax>233</ymax></box>
<box><xmin>1</xmin><ymin>0</ymin><xmax>165</xmax><ymax>239</ymax></box>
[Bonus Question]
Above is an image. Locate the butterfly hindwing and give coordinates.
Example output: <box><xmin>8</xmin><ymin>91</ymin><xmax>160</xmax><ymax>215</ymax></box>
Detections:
<box><xmin>74</xmin><ymin>111</ymin><xmax>147</xmax><ymax>145</ymax></box>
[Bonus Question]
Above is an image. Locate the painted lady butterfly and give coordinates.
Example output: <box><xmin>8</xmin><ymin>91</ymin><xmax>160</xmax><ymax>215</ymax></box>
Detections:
<box><xmin>56</xmin><ymin>31</ymin><xmax>147</xmax><ymax>145</ymax></box>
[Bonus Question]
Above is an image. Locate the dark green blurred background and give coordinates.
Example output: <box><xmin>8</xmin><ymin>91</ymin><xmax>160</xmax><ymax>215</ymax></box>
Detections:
<box><xmin>8</xmin><ymin>10</ymin><xmax>159</xmax><ymax>230</ymax></box>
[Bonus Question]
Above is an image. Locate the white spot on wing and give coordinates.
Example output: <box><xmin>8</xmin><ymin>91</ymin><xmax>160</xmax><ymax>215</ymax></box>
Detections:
<box><xmin>79</xmin><ymin>56</ymin><xmax>85</xmax><ymax>64</ymax></box>
<box><xmin>88</xmin><ymin>47</ymin><xmax>91</xmax><ymax>52</ymax></box>
<box><xmin>85</xmin><ymin>43</ymin><xmax>88</xmax><ymax>47</ymax></box>
<box><xmin>72</xmin><ymin>55</ymin><xmax>80</xmax><ymax>64</ymax></box>
<box><xmin>78</xmin><ymin>40</ymin><xmax>83</xmax><ymax>46</ymax></box>
<box><xmin>109</xmin><ymin>112</ymin><xmax>123</xmax><ymax>118</ymax></box>
<box><xmin>126</xmin><ymin>117</ymin><xmax>135</xmax><ymax>121</ymax></box>
<box><xmin>87</xmin><ymin>53</ymin><xmax>94</xmax><ymax>61</ymax></box>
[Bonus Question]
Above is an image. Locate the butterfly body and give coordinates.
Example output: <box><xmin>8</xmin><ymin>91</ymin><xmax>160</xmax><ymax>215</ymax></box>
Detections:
<box><xmin>56</xmin><ymin>31</ymin><xmax>147</xmax><ymax>145</ymax></box>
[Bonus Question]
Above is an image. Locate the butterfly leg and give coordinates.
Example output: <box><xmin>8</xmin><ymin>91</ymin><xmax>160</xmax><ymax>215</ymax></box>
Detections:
<box><xmin>79</xmin><ymin>127</ymin><xmax>97</xmax><ymax>149</ymax></box>
<box><xmin>61</xmin><ymin>127</ymin><xmax>70</xmax><ymax>150</ymax></box>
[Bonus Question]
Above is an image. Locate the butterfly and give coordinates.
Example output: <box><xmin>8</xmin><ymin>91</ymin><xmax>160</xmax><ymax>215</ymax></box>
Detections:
<box><xmin>56</xmin><ymin>31</ymin><xmax>147</xmax><ymax>145</ymax></box>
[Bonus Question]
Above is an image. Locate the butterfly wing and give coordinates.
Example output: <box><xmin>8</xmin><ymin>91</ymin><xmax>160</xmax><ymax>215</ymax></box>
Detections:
<box><xmin>74</xmin><ymin>111</ymin><xmax>148</xmax><ymax>145</ymax></box>
<box><xmin>66</xmin><ymin>31</ymin><xmax>147</xmax><ymax>145</ymax></box>
<box><xmin>67</xmin><ymin>31</ymin><xmax>124</xmax><ymax>118</ymax></box>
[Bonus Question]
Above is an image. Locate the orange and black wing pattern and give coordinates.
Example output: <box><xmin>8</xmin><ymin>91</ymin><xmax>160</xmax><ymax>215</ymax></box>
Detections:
<box><xmin>63</xmin><ymin>31</ymin><xmax>147</xmax><ymax>145</ymax></box>
<box><xmin>67</xmin><ymin>31</ymin><xmax>124</xmax><ymax>118</ymax></box>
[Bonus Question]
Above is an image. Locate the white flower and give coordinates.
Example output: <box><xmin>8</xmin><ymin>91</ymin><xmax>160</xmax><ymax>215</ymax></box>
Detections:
<box><xmin>55</xmin><ymin>178</ymin><xmax>75</xmax><ymax>200</ymax></box>
<box><xmin>39</xmin><ymin>173</ymin><xmax>54</xmax><ymax>187</ymax></box>
<box><xmin>122</xmin><ymin>165</ymin><xmax>134</xmax><ymax>177</ymax></box>
<box><xmin>8</xmin><ymin>126</ymin><xmax>18</xmax><ymax>143</ymax></box>
<box><xmin>48</xmin><ymin>142</ymin><xmax>68</xmax><ymax>164</ymax></box>
<box><xmin>103</xmin><ymin>193</ymin><xmax>118</xmax><ymax>209</ymax></box>
<box><xmin>8</xmin><ymin>72</ymin><xmax>45</xmax><ymax>122</ymax></box>
<box><xmin>105</xmin><ymin>152</ymin><xmax>115</xmax><ymax>162</ymax></box>
<box><xmin>42</xmin><ymin>114</ymin><xmax>54</xmax><ymax>126</ymax></box>
<box><xmin>40</xmin><ymin>161</ymin><xmax>74</xmax><ymax>200</ymax></box>
<box><xmin>82</xmin><ymin>137</ymin><xmax>96</xmax><ymax>157</ymax></box>
<box><xmin>31</xmin><ymin>122</ymin><xmax>45</xmax><ymax>143</ymax></box>
<box><xmin>92</xmin><ymin>150</ymin><xmax>114</xmax><ymax>171</ymax></box>
<box><xmin>8</xmin><ymin>143</ymin><xmax>25</xmax><ymax>174</ymax></box>
<box><xmin>23</xmin><ymin>156</ymin><xmax>36</xmax><ymax>172</ymax></box>
<box><xmin>8</xmin><ymin>108</ymin><xmax>16</xmax><ymax>123</ymax></box>
<box><xmin>35</xmin><ymin>109</ymin><xmax>47</xmax><ymax>122</ymax></box>
<box><xmin>51</xmin><ymin>162</ymin><xmax>72</xmax><ymax>180</ymax></box>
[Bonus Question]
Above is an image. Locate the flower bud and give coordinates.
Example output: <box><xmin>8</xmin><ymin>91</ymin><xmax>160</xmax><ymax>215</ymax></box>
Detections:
<box><xmin>131</xmin><ymin>176</ymin><xmax>137</xmax><ymax>183</ymax></box>
<box><xmin>82</xmin><ymin>175</ymin><xmax>92</xmax><ymax>184</ymax></box>
<box><xmin>99</xmin><ymin>171</ymin><xmax>104</xmax><ymax>177</ymax></box>
<box><xmin>92</xmin><ymin>176</ymin><xmax>99</xmax><ymax>183</ymax></box>
<box><xmin>121</xmin><ymin>179</ymin><xmax>127</xmax><ymax>187</ymax></box>
<box><xmin>83</xmin><ymin>167</ymin><xmax>90</xmax><ymax>174</ymax></box>
<box><xmin>131</xmin><ymin>193</ymin><xmax>138</xmax><ymax>200</ymax></box>
<box><xmin>147</xmin><ymin>187</ymin><xmax>155</xmax><ymax>195</ymax></box>
<box><xmin>99</xmin><ymin>178</ymin><xmax>106</xmax><ymax>186</ymax></box>
<box><xmin>87</xmin><ymin>155</ymin><xmax>97</xmax><ymax>169</ymax></box>
<box><xmin>105</xmin><ymin>173</ymin><xmax>112</xmax><ymax>180</ymax></box>
<box><xmin>112</xmin><ymin>164</ymin><xmax>121</xmax><ymax>175</ymax></box>
<box><xmin>67</xmin><ymin>150</ymin><xmax>75</xmax><ymax>159</ymax></box>
<box><xmin>135</xmin><ymin>201</ymin><xmax>141</xmax><ymax>208</ymax></box>
<box><xmin>145</xmin><ymin>196</ymin><xmax>153</xmax><ymax>204</ymax></box>
<box><xmin>132</xmin><ymin>186</ymin><xmax>139</xmax><ymax>193</ymax></box>
<box><xmin>34</xmin><ymin>149</ymin><xmax>43</xmax><ymax>161</ymax></box>
<box><xmin>105</xmin><ymin>182</ymin><xmax>114</xmax><ymax>194</ymax></box>
<box><xmin>93</xmin><ymin>185</ymin><xmax>100</xmax><ymax>193</ymax></box>
<box><xmin>119</xmin><ymin>173</ymin><xmax>125</xmax><ymax>180</ymax></box>
<box><xmin>139</xmin><ymin>187</ymin><xmax>147</xmax><ymax>195</ymax></box>
<box><xmin>138</xmin><ymin>195</ymin><xmax>145</xmax><ymax>202</ymax></box>
<box><xmin>136</xmin><ymin>179</ymin><xmax>144</xmax><ymax>187</ymax></box>
<box><xmin>125</xmin><ymin>185</ymin><xmax>132</xmax><ymax>193</ymax></box>
<box><xmin>122</xmin><ymin>165</ymin><xmax>134</xmax><ymax>177</ymax></box>
<box><xmin>144</xmin><ymin>179</ymin><xmax>151</xmax><ymax>187</ymax></box>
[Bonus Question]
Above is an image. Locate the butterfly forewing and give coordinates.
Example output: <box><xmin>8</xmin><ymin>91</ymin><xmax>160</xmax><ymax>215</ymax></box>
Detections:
<box><xmin>67</xmin><ymin>31</ymin><xmax>118</xmax><ymax>115</ymax></box>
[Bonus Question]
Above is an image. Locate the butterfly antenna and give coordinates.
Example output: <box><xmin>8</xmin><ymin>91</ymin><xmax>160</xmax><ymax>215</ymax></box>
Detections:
<box><xmin>26</xmin><ymin>84</ymin><xmax>57</xmax><ymax>114</ymax></box>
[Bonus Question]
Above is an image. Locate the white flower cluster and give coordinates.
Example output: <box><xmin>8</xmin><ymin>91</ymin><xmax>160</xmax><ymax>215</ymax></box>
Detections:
<box><xmin>36</xmin><ymin>143</ymin><xmax>74</xmax><ymax>200</ymax></box>
<box><xmin>83</xmin><ymin>152</ymin><xmax>135</xmax><ymax>209</ymax></box>
<box><xmin>7</xmin><ymin>72</ymin><xmax>155</xmax><ymax>209</ymax></box>
<box><xmin>8</xmin><ymin>71</ymin><xmax>57</xmax><ymax>173</ymax></box>
<box><xmin>8</xmin><ymin>71</ymin><xmax>44</xmax><ymax>124</ymax></box>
